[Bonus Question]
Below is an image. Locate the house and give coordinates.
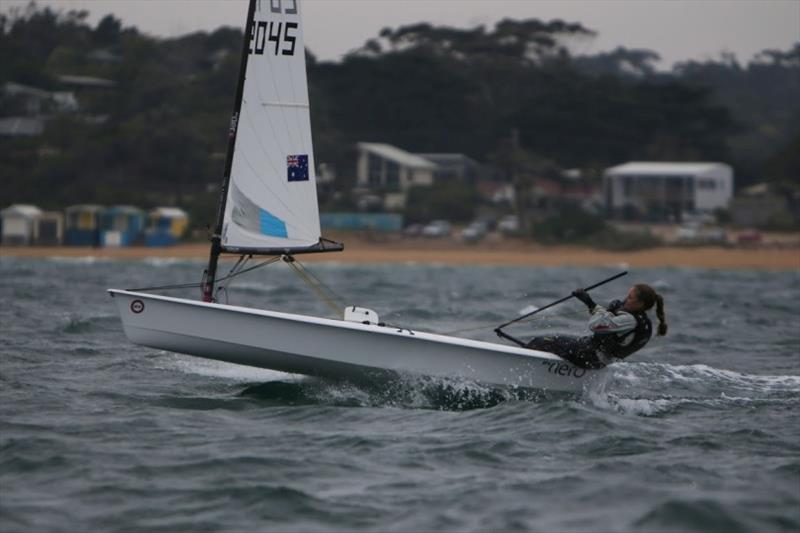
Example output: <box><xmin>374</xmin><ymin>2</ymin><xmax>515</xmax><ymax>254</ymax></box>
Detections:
<box><xmin>604</xmin><ymin>162</ymin><xmax>733</xmax><ymax>221</ymax></box>
<box><xmin>355</xmin><ymin>143</ymin><xmax>437</xmax><ymax>209</ymax></box>
<box><xmin>0</xmin><ymin>117</ymin><xmax>44</xmax><ymax>137</ymax></box>
<box><xmin>35</xmin><ymin>212</ymin><xmax>64</xmax><ymax>245</ymax></box>
<box><xmin>1</xmin><ymin>204</ymin><xmax>42</xmax><ymax>245</ymax></box>
<box><xmin>99</xmin><ymin>206</ymin><xmax>144</xmax><ymax>247</ymax></box>
<box><xmin>144</xmin><ymin>207</ymin><xmax>189</xmax><ymax>246</ymax></box>
<box><xmin>417</xmin><ymin>153</ymin><xmax>480</xmax><ymax>184</ymax></box>
<box><xmin>65</xmin><ymin>205</ymin><xmax>104</xmax><ymax>246</ymax></box>
<box><xmin>0</xmin><ymin>82</ymin><xmax>76</xmax><ymax>137</ymax></box>
<box><xmin>3</xmin><ymin>82</ymin><xmax>78</xmax><ymax>115</ymax></box>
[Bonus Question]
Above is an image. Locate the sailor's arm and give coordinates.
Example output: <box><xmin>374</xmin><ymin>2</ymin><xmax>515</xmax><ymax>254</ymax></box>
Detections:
<box><xmin>588</xmin><ymin>306</ymin><xmax>637</xmax><ymax>334</ymax></box>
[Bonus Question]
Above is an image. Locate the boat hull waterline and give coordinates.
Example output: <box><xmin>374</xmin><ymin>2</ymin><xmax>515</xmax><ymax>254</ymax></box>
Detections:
<box><xmin>109</xmin><ymin>290</ymin><xmax>603</xmax><ymax>392</ymax></box>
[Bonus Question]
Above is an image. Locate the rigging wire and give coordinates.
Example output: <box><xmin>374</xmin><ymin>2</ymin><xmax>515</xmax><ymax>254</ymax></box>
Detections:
<box><xmin>283</xmin><ymin>257</ymin><xmax>343</xmax><ymax>317</ymax></box>
<box><xmin>214</xmin><ymin>254</ymin><xmax>250</xmax><ymax>304</ymax></box>
<box><xmin>127</xmin><ymin>255</ymin><xmax>281</xmax><ymax>292</ymax></box>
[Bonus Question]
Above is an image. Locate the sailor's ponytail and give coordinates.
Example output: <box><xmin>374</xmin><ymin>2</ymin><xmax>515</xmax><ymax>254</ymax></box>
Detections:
<box><xmin>634</xmin><ymin>283</ymin><xmax>667</xmax><ymax>336</ymax></box>
<box><xmin>655</xmin><ymin>293</ymin><xmax>667</xmax><ymax>336</ymax></box>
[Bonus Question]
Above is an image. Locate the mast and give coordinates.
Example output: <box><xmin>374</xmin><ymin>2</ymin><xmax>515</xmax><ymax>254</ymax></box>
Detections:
<box><xmin>202</xmin><ymin>0</ymin><xmax>257</xmax><ymax>302</ymax></box>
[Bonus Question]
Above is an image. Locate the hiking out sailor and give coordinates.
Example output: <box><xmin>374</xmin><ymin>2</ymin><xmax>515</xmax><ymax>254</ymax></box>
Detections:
<box><xmin>526</xmin><ymin>284</ymin><xmax>668</xmax><ymax>369</ymax></box>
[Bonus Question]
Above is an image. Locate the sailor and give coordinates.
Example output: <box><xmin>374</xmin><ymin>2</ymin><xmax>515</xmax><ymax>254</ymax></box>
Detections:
<box><xmin>526</xmin><ymin>284</ymin><xmax>667</xmax><ymax>369</ymax></box>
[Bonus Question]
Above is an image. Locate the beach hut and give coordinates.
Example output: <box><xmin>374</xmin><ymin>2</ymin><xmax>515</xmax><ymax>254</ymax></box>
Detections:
<box><xmin>99</xmin><ymin>205</ymin><xmax>144</xmax><ymax>247</ymax></box>
<box><xmin>65</xmin><ymin>205</ymin><xmax>103</xmax><ymax>246</ymax></box>
<box><xmin>145</xmin><ymin>207</ymin><xmax>189</xmax><ymax>246</ymax></box>
<box><xmin>0</xmin><ymin>204</ymin><xmax>42</xmax><ymax>245</ymax></box>
<box><xmin>35</xmin><ymin>211</ymin><xmax>64</xmax><ymax>245</ymax></box>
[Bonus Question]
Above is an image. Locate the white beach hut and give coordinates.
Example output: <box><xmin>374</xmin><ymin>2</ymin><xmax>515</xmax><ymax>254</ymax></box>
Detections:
<box><xmin>1</xmin><ymin>204</ymin><xmax>43</xmax><ymax>245</ymax></box>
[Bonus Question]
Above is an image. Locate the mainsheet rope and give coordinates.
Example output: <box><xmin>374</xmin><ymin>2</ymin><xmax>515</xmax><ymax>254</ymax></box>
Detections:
<box><xmin>440</xmin><ymin>308</ymin><xmax>588</xmax><ymax>336</ymax></box>
<box><xmin>283</xmin><ymin>258</ymin><xmax>344</xmax><ymax>317</ymax></box>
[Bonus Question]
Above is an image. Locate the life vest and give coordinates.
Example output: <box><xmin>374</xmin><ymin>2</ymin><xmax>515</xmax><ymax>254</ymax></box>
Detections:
<box><xmin>592</xmin><ymin>311</ymin><xmax>652</xmax><ymax>360</ymax></box>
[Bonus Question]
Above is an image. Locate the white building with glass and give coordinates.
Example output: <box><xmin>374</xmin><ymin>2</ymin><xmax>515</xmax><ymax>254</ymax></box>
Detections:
<box><xmin>603</xmin><ymin>162</ymin><xmax>733</xmax><ymax>220</ymax></box>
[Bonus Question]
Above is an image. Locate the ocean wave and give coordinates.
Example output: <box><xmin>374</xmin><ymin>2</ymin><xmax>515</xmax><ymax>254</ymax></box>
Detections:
<box><xmin>61</xmin><ymin>314</ymin><xmax>121</xmax><ymax>334</ymax></box>
<box><xmin>579</xmin><ymin>361</ymin><xmax>800</xmax><ymax>416</ymax></box>
<box><xmin>634</xmin><ymin>499</ymin><xmax>751</xmax><ymax>532</ymax></box>
<box><xmin>611</xmin><ymin>362</ymin><xmax>800</xmax><ymax>391</ymax></box>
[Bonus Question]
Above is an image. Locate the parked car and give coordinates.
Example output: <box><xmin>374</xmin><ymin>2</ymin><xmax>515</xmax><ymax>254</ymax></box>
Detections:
<box><xmin>461</xmin><ymin>221</ymin><xmax>488</xmax><ymax>243</ymax></box>
<box><xmin>403</xmin><ymin>223</ymin><xmax>424</xmax><ymax>237</ymax></box>
<box><xmin>676</xmin><ymin>224</ymin><xmax>727</xmax><ymax>244</ymax></box>
<box><xmin>497</xmin><ymin>215</ymin><xmax>520</xmax><ymax>236</ymax></box>
<box><xmin>737</xmin><ymin>229</ymin><xmax>762</xmax><ymax>245</ymax></box>
<box><xmin>422</xmin><ymin>220</ymin><xmax>452</xmax><ymax>238</ymax></box>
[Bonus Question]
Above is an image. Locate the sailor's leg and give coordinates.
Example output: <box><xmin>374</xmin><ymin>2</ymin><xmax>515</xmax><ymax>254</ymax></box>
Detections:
<box><xmin>526</xmin><ymin>335</ymin><xmax>606</xmax><ymax>369</ymax></box>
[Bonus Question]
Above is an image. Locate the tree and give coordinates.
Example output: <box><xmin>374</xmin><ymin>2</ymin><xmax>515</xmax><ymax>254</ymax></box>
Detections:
<box><xmin>488</xmin><ymin>131</ymin><xmax>560</xmax><ymax>234</ymax></box>
<box><xmin>93</xmin><ymin>14</ymin><xmax>122</xmax><ymax>45</ymax></box>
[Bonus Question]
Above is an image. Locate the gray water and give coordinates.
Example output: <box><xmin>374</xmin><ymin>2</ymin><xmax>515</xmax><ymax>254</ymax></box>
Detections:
<box><xmin>1</xmin><ymin>256</ymin><xmax>798</xmax><ymax>532</ymax></box>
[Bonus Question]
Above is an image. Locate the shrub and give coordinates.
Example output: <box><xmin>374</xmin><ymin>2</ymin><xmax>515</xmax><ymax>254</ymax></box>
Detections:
<box><xmin>533</xmin><ymin>210</ymin><xmax>662</xmax><ymax>250</ymax></box>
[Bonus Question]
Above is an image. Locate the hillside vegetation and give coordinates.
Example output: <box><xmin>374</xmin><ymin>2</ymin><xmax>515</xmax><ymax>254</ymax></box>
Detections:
<box><xmin>1</xmin><ymin>3</ymin><xmax>797</xmax><ymax>229</ymax></box>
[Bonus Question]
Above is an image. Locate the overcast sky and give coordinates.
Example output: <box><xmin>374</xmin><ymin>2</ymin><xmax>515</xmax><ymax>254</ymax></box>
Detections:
<box><xmin>6</xmin><ymin>0</ymin><xmax>799</xmax><ymax>68</ymax></box>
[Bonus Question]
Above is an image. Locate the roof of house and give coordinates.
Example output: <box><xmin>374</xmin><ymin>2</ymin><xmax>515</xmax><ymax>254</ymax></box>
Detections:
<box><xmin>357</xmin><ymin>142</ymin><xmax>437</xmax><ymax>169</ymax></box>
<box><xmin>104</xmin><ymin>205</ymin><xmax>143</xmax><ymax>215</ymax></box>
<box><xmin>150</xmin><ymin>207</ymin><xmax>188</xmax><ymax>218</ymax></box>
<box><xmin>0</xmin><ymin>117</ymin><xmax>44</xmax><ymax>136</ymax></box>
<box><xmin>56</xmin><ymin>75</ymin><xmax>116</xmax><ymax>88</ymax></box>
<box><xmin>65</xmin><ymin>204</ymin><xmax>105</xmax><ymax>213</ymax></box>
<box><xmin>605</xmin><ymin>162</ymin><xmax>732</xmax><ymax>177</ymax></box>
<box><xmin>417</xmin><ymin>153</ymin><xmax>479</xmax><ymax>167</ymax></box>
<box><xmin>1</xmin><ymin>204</ymin><xmax>43</xmax><ymax>218</ymax></box>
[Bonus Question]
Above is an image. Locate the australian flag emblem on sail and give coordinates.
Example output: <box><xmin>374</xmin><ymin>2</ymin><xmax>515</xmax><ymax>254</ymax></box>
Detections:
<box><xmin>287</xmin><ymin>154</ymin><xmax>309</xmax><ymax>182</ymax></box>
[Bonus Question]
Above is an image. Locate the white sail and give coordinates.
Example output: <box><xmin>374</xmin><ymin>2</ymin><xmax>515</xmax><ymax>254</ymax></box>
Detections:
<box><xmin>222</xmin><ymin>0</ymin><xmax>320</xmax><ymax>251</ymax></box>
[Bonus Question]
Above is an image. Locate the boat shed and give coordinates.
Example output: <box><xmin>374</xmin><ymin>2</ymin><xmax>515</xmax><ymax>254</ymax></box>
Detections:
<box><xmin>35</xmin><ymin>211</ymin><xmax>64</xmax><ymax>245</ymax></box>
<box><xmin>603</xmin><ymin>162</ymin><xmax>733</xmax><ymax>221</ymax></box>
<box><xmin>99</xmin><ymin>205</ymin><xmax>144</xmax><ymax>247</ymax></box>
<box><xmin>65</xmin><ymin>205</ymin><xmax>104</xmax><ymax>246</ymax></box>
<box><xmin>1</xmin><ymin>204</ymin><xmax>42</xmax><ymax>245</ymax></box>
<box><xmin>145</xmin><ymin>207</ymin><xmax>189</xmax><ymax>246</ymax></box>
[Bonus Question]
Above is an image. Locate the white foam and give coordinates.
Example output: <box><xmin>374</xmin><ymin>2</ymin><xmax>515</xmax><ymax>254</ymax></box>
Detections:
<box><xmin>158</xmin><ymin>353</ymin><xmax>296</xmax><ymax>382</ymax></box>
<box><xmin>47</xmin><ymin>256</ymin><xmax>112</xmax><ymax>264</ymax></box>
<box><xmin>141</xmin><ymin>257</ymin><xmax>197</xmax><ymax>267</ymax></box>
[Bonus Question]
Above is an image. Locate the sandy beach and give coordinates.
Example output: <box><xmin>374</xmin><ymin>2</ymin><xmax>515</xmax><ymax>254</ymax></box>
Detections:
<box><xmin>3</xmin><ymin>236</ymin><xmax>798</xmax><ymax>270</ymax></box>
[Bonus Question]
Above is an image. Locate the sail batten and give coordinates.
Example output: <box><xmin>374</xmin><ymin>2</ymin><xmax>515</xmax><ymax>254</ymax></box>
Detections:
<box><xmin>262</xmin><ymin>102</ymin><xmax>310</xmax><ymax>108</ymax></box>
<box><xmin>220</xmin><ymin>0</ymin><xmax>322</xmax><ymax>252</ymax></box>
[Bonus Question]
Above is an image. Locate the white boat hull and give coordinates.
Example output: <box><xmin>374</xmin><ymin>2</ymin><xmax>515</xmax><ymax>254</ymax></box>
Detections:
<box><xmin>108</xmin><ymin>290</ymin><xmax>603</xmax><ymax>392</ymax></box>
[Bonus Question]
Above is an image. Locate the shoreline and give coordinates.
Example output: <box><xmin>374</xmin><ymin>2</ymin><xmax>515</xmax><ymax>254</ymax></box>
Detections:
<box><xmin>2</xmin><ymin>242</ymin><xmax>798</xmax><ymax>270</ymax></box>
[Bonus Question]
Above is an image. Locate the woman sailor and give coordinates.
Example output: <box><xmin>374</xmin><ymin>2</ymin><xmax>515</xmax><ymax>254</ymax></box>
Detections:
<box><xmin>526</xmin><ymin>284</ymin><xmax>667</xmax><ymax>369</ymax></box>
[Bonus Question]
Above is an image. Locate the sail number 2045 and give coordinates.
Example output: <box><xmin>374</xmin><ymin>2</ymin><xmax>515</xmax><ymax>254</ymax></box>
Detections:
<box><xmin>250</xmin><ymin>21</ymin><xmax>298</xmax><ymax>57</ymax></box>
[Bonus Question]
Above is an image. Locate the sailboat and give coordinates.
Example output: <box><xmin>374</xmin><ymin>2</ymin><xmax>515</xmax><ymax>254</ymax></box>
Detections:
<box><xmin>109</xmin><ymin>0</ymin><xmax>603</xmax><ymax>393</ymax></box>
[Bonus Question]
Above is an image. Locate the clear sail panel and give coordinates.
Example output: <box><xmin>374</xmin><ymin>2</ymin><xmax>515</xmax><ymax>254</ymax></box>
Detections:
<box><xmin>222</xmin><ymin>0</ymin><xmax>321</xmax><ymax>251</ymax></box>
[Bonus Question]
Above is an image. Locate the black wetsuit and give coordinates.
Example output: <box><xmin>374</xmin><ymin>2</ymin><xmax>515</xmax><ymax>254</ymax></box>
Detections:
<box><xmin>526</xmin><ymin>307</ymin><xmax>653</xmax><ymax>369</ymax></box>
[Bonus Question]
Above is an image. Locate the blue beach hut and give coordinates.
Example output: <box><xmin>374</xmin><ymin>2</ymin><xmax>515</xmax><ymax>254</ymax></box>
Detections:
<box><xmin>65</xmin><ymin>205</ymin><xmax>103</xmax><ymax>246</ymax></box>
<box><xmin>98</xmin><ymin>205</ymin><xmax>144</xmax><ymax>247</ymax></box>
<box><xmin>35</xmin><ymin>211</ymin><xmax>64</xmax><ymax>245</ymax></box>
<box><xmin>144</xmin><ymin>207</ymin><xmax>189</xmax><ymax>246</ymax></box>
